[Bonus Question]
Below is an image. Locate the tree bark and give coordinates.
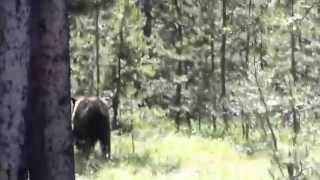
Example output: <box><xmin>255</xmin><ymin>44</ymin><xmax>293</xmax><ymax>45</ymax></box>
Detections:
<box><xmin>173</xmin><ymin>0</ymin><xmax>184</xmax><ymax>131</ymax></box>
<box><xmin>289</xmin><ymin>0</ymin><xmax>297</xmax><ymax>83</ymax></box>
<box><xmin>220</xmin><ymin>0</ymin><xmax>227</xmax><ymax>98</ymax></box>
<box><xmin>245</xmin><ymin>0</ymin><xmax>252</xmax><ymax>67</ymax></box>
<box><xmin>28</xmin><ymin>0</ymin><xmax>75</xmax><ymax>179</ymax></box>
<box><xmin>288</xmin><ymin>0</ymin><xmax>299</xmax><ymax>144</ymax></box>
<box><xmin>0</xmin><ymin>1</ymin><xmax>30</xmax><ymax>179</ymax></box>
<box><xmin>210</xmin><ymin>34</ymin><xmax>215</xmax><ymax>74</ymax></box>
<box><xmin>111</xmin><ymin>64</ymin><xmax>119</xmax><ymax>129</ymax></box>
<box><xmin>143</xmin><ymin>0</ymin><xmax>152</xmax><ymax>37</ymax></box>
<box><xmin>175</xmin><ymin>61</ymin><xmax>182</xmax><ymax>130</ymax></box>
<box><xmin>210</xmin><ymin>10</ymin><xmax>217</xmax><ymax>132</ymax></box>
<box><xmin>95</xmin><ymin>5</ymin><xmax>101</xmax><ymax>96</ymax></box>
<box><xmin>112</xmin><ymin>19</ymin><xmax>125</xmax><ymax>130</ymax></box>
<box><xmin>221</xmin><ymin>0</ymin><xmax>228</xmax><ymax>131</ymax></box>
<box><xmin>253</xmin><ymin>57</ymin><xmax>278</xmax><ymax>151</ymax></box>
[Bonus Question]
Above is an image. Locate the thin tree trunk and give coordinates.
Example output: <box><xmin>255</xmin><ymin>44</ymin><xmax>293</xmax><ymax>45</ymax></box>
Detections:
<box><xmin>143</xmin><ymin>0</ymin><xmax>152</xmax><ymax>37</ymax></box>
<box><xmin>113</xmin><ymin>55</ymin><xmax>121</xmax><ymax>129</ymax></box>
<box><xmin>288</xmin><ymin>81</ymin><xmax>300</xmax><ymax>144</ymax></box>
<box><xmin>90</xmin><ymin>65</ymin><xmax>94</xmax><ymax>94</ymax></box>
<box><xmin>130</xmin><ymin>115</ymin><xmax>135</xmax><ymax>153</ymax></box>
<box><xmin>241</xmin><ymin>107</ymin><xmax>250</xmax><ymax>141</ymax></box>
<box><xmin>259</xmin><ymin>32</ymin><xmax>265</xmax><ymax>69</ymax></box>
<box><xmin>210</xmin><ymin>17</ymin><xmax>217</xmax><ymax>132</ymax></box>
<box><xmin>175</xmin><ymin>61</ymin><xmax>182</xmax><ymax>130</ymax></box>
<box><xmin>245</xmin><ymin>0</ymin><xmax>252</xmax><ymax>67</ymax></box>
<box><xmin>211</xmin><ymin>42</ymin><xmax>218</xmax><ymax>132</ymax></box>
<box><xmin>289</xmin><ymin>0</ymin><xmax>297</xmax><ymax>83</ymax></box>
<box><xmin>212</xmin><ymin>115</ymin><xmax>217</xmax><ymax>131</ymax></box>
<box><xmin>211</xmin><ymin>34</ymin><xmax>215</xmax><ymax>74</ymax></box>
<box><xmin>221</xmin><ymin>0</ymin><xmax>227</xmax><ymax>98</ymax></box>
<box><xmin>111</xmin><ymin>64</ymin><xmax>118</xmax><ymax>129</ymax></box>
<box><xmin>112</xmin><ymin>20</ymin><xmax>125</xmax><ymax>129</ymax></box>
<box><xmin>253</xmin><ymin>57</ymin><xmax>278</xmax><ymax>151</ymax></box>
<box><xmin>186</xmin><ymin>112</ymin><xmax>192</xmax><ymax>133</ymax></box>
<box><xmin>221</xmin><ymin>0</ymin><xmax>228</xmax><ymax>131</ymax></box>
<box><xmin>288</xmin><ymin>0</ymin><xmax>299</xmax><ymax>143</ymax></box>
<box><xmin>198</xmin><ymin>113</ymin><xmax>201</xmax><ymax>131</ymax></box>
<box><xmin>173</xmin><ymin>0</ymin><xmax>184</xmax><ymax>131</ymax></box>
<box><xmin>0</xmin><ymin>1</ymin><xmax>30</xmax><ymax>179</ymax></box>
<box><xmin>95</xmin><ymin>5</ymin><xmax>101</xmax><ymax>96</ymax></box>
<box><xmin>28</xmin><ymin>0</ymin><xmax>75</xmax><ymax>179</ymax></box>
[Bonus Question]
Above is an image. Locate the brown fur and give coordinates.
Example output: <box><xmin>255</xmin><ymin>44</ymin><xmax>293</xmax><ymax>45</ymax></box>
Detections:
<box><xmin>72</xmin><ymin>96</ymin><xmax>111</xmax><ymax>159</ymax></box>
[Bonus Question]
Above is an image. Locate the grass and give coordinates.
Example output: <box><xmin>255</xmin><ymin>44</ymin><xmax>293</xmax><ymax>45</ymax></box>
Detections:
<box><xmin>76</xmin><ymin>134</ymin><xmax>271</xmax><ymax>180</ymax></box>
<box><xmin>75</xmin><ymin>107</ymin><xmax>320</xmax><ymax>180</ymax></box>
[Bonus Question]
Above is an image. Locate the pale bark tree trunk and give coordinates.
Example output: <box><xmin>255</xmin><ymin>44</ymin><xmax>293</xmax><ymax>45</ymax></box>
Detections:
<box><xmin>245</xmin><ymin>0</ymin><xmax>252</xmax><ymax>67</ymax></box>
<box><xmin>28</xmin><ymin>0</ymin><xmax>75</xmax><ymax>179</ymax></box>
<box><xmin>0</xmin><ymin>1</ymin><xmax>30</xmax><ymax>180</ymax></box>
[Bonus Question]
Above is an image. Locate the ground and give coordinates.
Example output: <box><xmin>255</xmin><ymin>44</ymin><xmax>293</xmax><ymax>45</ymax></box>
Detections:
<box><xmin>75</xmin><ymin>108</ymin><xmax>320</xmax><ymax>180</ymax></box>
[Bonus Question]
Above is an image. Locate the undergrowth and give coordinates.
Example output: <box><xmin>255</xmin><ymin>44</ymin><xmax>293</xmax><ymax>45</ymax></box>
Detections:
<box><xmin>75</xmin><ymin>107</ymin><xmax>320</xmax><ymax>180</ymax></box>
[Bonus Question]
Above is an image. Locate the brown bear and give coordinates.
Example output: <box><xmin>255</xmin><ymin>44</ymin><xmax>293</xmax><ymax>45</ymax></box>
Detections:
<box><xmin>71</xmin><ymin>96</ymin><xmax>111</xmax><ymax>159</ymax></box>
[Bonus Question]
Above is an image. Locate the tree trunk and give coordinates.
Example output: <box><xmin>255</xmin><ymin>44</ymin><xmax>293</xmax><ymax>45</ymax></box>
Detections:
<box><xmin>111</xmin><ymin>64</ymin><xmax>119</xmax><ymax>129</ymax></box>
<box><xmin>0</xmin><ymin>1</ymin><xmax>30</xmax><ymax>179</ymax></box>
<box><xmin>212</xmin><ymin>115</ymin><xmax>217</xmax><ymax>131</ymax></box>
<box><xmin>220</xmin><ymin>0</ymin><xmax>227</xmax><ymax>98</ymax></box>
<box><xmin>198</xmin><ymin>113</ymin><xmax>201</xmax><ymax>131</ymax></box>
<box><xmin>143</xmin><ymin>0</ymin><xmax>152</xmax><ymax>37</ymax></box>
<box><xmin>28</xmin><ymin>0</ymin><xmax>75</xmax><ymax>179</ymax></box>
<box><xmin>95</xmin><ymin>5</ymin><xmax>101</xmax><ymax>96</ymax></box>
<box><xmin>112</xmin><ymin>56</ymin><xmax>121</xmax><ymax>129</ymax></box>
<box><xmin>288</xmin><ymin>0</ymin><xmax>300</xmax><ymax>143</ymax></box>
<box><xmin>241</xmin><ymin>108</ymin><xmax>250</xmax><ymax>141</ymax></box>
<box><xmin>221</xmin><ymin>0</ymin><xmax>228</xmax><ymax>131</ymax></box>
<box><xmin>245</xmin><ymin>0</ymin><xmax>252</xmax><ymax>67</ymax></box>
<box><xmin>175</xmin><ymin>61</ymin><xmax>182</xmax><ymax>130</ymax></box>
<box><xmin>253</xmin><ymin>57</ymin><xmax>278</xmax><ymax>151</ymax></box>
<box><xmin>288</xmin><ymin>81</ymin><xmax>300</xmax><ymax>144</ymax></box>
<box><xmin>112</xmin><ymin>21</ymin><xmax>125</xmax><ymax>129</ymax></box>
<box><xmin>173</xmin><ymin>0</ymin><xmax>184</xmax><ymax>131</ymax></box>
<box><xmin>210</xmin><ymin>34</ymin><xmax>215</xmax><ymax>74</ymax></box>
<box><xmin>210</xmin><ymin>16</ymin><xmax>217</xmax><ymax>132</ymax></box>
<box><xmin>289</xmin><ymin>0</ymin><xmax>297</xmax><ymax>83</ymax></box>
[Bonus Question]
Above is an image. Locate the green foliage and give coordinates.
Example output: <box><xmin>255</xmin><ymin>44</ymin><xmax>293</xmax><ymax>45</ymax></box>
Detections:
<box><xmin>71</xmin><ymin>0</ymin><xmax>320</xmax><ymax>179</ymax></box>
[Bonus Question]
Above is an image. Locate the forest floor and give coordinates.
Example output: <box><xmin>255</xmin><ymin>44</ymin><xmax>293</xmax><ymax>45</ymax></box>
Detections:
<box><xmin>75</xmin><ymin>108</ymin><xmax>320</xmax><ymax>180</ymax></box>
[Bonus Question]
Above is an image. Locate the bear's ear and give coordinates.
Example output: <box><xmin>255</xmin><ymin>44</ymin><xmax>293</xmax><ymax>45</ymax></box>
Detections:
<box><xmin>71</xmin><ymin>97</ymin><xmax>77</xmax><ymax>105</ymax></box>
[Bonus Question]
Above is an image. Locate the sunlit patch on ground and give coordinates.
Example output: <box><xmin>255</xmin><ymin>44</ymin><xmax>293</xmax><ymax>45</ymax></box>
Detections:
<box><xmin>76</xmin><ymin>129</ymin><xmax>272</xmax><ymax>180</ymax></box>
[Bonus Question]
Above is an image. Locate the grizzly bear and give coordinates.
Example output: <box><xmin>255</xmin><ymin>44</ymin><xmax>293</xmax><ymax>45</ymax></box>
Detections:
<box><xmin>71</xmin><ymin>96</ymin><xmax>111</xmax><ymax>159</ymax></box>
